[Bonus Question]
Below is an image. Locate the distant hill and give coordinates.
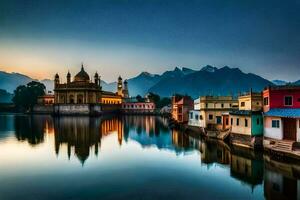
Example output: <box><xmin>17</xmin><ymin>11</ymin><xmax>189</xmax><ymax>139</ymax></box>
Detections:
<box><xmin>148</xmin><ymin>66</ymin><xmax>274</xmax><ymax>98</ymax></box>
<box><xmin>272</xmin><ymin>80</ymin><xmax>288</xmax><ymax>86</ymax></box>
<box><xmin>293</xmin><ymin>80</ymin><xmax>300</xmax><ymax>85</ymax></box>
<box><xmin>0</xmin><ymin>89</ymin><xmax>13</xmax><ymax>103</ymax></box>
<box><xmin>0</xmin><ymin>66</ymin><xmax>282</xmax><ymax>98</ymax></box>
<box><xmin>0</xmin><ymin>71</ymin><xmax>33</xmax><ymax>93</ymax></box>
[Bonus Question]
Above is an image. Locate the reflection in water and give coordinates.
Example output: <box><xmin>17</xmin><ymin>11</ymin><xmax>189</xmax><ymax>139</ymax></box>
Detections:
<box><xmin>0</xmin><ymin>114</ymin><xmax>300</xmax><ymax>199</ymax></box>
<box><xmin>14</xmin><ymin>115</ymin><xmax>53</xmax><ymax>145</ymax></box>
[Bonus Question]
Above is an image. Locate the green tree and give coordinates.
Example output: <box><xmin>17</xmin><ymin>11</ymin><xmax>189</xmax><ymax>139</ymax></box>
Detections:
<box><xmin>12</xmin><ymin>81</ymin><xmax>46</xmax><ymax>111</ymax></box>
<box><xmin>136</xmin><ymin>95</ymin><xmax>144</xmax><ymax>102</ymax></box>
<box><xmin>147</xmin><ymin>92</ymin><xmax>171</xmax><ymax>108</ymax></box>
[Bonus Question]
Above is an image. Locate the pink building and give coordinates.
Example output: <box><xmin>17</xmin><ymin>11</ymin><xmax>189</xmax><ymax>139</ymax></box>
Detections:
<box><xmin>263</xmin><ymin>86</ymin><xmax>300</xmax><ymax>146</ymax></box>
<box><xmin>122</xmin><ymin>102</ymin><xmax>155</xmax><ymax>114</ymax></box>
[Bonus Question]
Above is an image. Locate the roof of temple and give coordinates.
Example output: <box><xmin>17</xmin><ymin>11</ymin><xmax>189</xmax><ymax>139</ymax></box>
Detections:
<box><xmin>74</xmin><ymin>65</ymin><xmax>90</xmax><ymax>82</ymax></box>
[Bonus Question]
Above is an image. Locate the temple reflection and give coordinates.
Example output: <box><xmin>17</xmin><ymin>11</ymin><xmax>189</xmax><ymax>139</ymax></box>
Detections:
<box><xmin>4</xmin><ymin>114</ymin><xmax>300</xmax><ymax>196</ymax></box>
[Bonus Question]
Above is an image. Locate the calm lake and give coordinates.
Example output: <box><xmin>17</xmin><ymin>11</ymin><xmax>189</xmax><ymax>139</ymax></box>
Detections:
<box><xmin>0</xmin><ymin>114</ymin><xmax>299</xmax><ymax>200</ymax></box>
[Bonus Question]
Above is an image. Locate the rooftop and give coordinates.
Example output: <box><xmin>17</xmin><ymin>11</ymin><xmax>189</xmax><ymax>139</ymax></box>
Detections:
<box><xmin>264</xmin><ymin>108</ymin><xmax>300</xmax><ymax>118</ymax></box>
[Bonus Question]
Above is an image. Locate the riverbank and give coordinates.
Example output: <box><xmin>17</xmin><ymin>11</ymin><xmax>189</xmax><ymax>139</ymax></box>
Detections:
<box><xmin>171</xmin><ymin>119</ymin><xmax>300</xmax><ymax>162</ymax></box>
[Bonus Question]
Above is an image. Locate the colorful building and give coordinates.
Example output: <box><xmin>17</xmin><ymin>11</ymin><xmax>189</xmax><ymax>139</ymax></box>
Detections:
<box><xmin>172</xmin><ymin>95</ymin><xmax>194</xmax><ymax>123</ymax></box>
<box><xmin>188</xmin><ymin>98</ymin><xmax>201</xmax><ymax>127</ymax></box>
<box><xmin>121</xmin><ymin>97</ymin><xmax>155</xmax><ymax>114</ymax></box>
<box><xmin>230</xmin><ymin>91</ymin><xmax>263</xmax><ymax>148</ymax></box>
<box><xmin>192</xmin><ymin>96</ymin><xmax>238</xmax><ymax>130</ymax></box>
<box><xmin>263</xmin><ymin>86</ymin><xmax>300</xmax><ymax>147</ymax></box>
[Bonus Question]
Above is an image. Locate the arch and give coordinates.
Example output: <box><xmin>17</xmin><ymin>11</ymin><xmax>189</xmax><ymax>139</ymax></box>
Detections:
<box><xmin>77</xmin><ymin>94</ymin><xmax>84</xmax><ymax>104</ymax></box>
<box><xmin>69</xmin><ymin>95</ymin><xmax>74</xmax><ymax>104</ymax></box>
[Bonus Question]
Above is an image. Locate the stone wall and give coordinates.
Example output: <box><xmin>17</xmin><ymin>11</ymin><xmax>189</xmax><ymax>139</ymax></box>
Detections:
<box><xmin>54</xmin><ymin>104</ymin><xmax>102</xmax><ymax>115</ymax></box>
<box><xmin>33</xmin><ymin>105</ymin><xmax>53</xmax><ymax>114</ymax></box>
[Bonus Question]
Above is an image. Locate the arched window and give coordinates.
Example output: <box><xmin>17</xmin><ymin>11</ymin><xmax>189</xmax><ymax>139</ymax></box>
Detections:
<box><xmin>69</xmin><ymin>95</ymin><xmax>74</xmax><ymax>104</ymax></box>
<box><xmin>77</xmin><ymin>94</ymin><xmax>83</xmax><ymax>104</ymax></box>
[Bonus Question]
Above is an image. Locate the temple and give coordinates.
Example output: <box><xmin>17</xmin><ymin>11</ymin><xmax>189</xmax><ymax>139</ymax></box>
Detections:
<box><xmin>49</xmin><ymin>64</ymin><xmax>128</xmax><ymax>115</ymax></box>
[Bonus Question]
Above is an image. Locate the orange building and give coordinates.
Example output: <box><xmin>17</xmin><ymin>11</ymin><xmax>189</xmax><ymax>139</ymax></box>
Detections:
<box><xmin>172</xmin><ymin>95</ymin><xmax>194</xmax><ymax>123</ymax></box>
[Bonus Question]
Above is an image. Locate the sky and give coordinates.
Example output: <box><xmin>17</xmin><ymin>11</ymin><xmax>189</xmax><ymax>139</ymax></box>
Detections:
<box><xmin>0</xmin><ymin>0</ymin><xmax>299</xmax><ymax>82</ymax></box>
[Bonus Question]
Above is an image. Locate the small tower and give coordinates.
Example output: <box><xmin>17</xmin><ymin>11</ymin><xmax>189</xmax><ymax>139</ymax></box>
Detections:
<box><xmin>123</xmin><ymin>79</ymin><xmax>129</xmax><ymax>98</ymax></box>
<box><xmin>67</xmin><ymin>71</ymin><xmax>71</xmax><ymax>84</ymax></box>
<box><xmin>94</xmin><ymin>72</ymin><xmax>99</xmax><ymax>85</ymax></box>
<box><xmin>54</xmin><ymin>73</ymin><xmax>60</xmax><ymax>89</ymax></box>
<box><xmin>117</xmin><ymin>76</ymin><xmax>123</xmax><ymax>96</ymax></box>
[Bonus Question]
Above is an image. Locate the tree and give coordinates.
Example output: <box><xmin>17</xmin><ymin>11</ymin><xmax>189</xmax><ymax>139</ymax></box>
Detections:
<box><xmin>147</xmin><ymin>92</ymin><xmax>160</xmax><ymax>104</ymax></box>
<box><xmin>136</xmin><ymin>95</ymin><xmax>144</xmax><ymax>102</ymax></box>
<box><xmin>12</xmin><ymin>81</ymin><xmax>46</xmax><ymax>111</ymax></box>
<box><xmin>147</xmin><ymin>92</ymin><xmax>171</xmax><ymax>108</ymax></box>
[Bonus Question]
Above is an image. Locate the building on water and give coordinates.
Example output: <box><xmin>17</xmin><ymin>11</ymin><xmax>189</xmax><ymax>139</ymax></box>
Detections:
<box><xmin>229</xmin><ymin>91</ymin><xmax>264</xmax><ymax>149</ymax></box>
<box><xmin>263</xmin><ymin>85</ymin><xmax>300</xmax><ymax>154</ymax></box>
<box><xmin>171</xmin><ymin>95</ymin><xmax>194</xmax><ymax>123</ymax></box>
<box><xmin>34</xmin><ymin>64</ymin><xmax>129</xmax><ymax>115</ymax></box>
<box><xmin>188</xmin><ymin>96</ymin><xmax>238</xmax><ymax>130</ymax></box>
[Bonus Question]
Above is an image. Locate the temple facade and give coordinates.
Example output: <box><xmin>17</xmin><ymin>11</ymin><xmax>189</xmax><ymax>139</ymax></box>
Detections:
<box><xmin>51</xmin><ymin>64</ymin><xmax>129</xmax><ymax>115</ymax></box>
<box><xmin>54</xmin><ymin>65</ymin><xmax>101</xmax><ymax>104</ymax></box>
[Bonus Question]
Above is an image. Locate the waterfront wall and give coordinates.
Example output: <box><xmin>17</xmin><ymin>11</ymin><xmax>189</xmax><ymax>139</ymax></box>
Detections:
<box><xmin>32</xmin><ymin>105</ymin><xmax>53</xmax><ymax>114</ymax></box>
<box><xmin>53</xmin><ymin>104</ymin><xmax>103</xmax><ymax>115</ymax></box>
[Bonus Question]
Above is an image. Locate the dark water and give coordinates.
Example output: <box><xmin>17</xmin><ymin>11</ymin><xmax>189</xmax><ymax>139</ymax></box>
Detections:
<box><xmin>0</xmin><ymin>114</ymin><xmax>299</xmax><ymax>200</ymax></box>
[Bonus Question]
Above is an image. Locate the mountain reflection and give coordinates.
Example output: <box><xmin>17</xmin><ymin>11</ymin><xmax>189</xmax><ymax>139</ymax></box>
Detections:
<box><xmin>1</xmin><ymin>114</ymin><xmax>300</xmax><ymax>198</ymax></box>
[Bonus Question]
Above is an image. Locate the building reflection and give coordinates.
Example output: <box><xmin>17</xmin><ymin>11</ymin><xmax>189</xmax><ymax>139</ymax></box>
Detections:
<box><xmin>14</xmin><ymin>115</ymin><xmax>53</xmax><ymax>146</ymax></box>
<box><xmin>7</xmin><ymin>114</ymin><xmax>300</xmax><ymax>197</ymax></box>
<box><xmin>264</xmin><ymin>155</ymin><xmax>300</xmax><ymax>200</ymax></box>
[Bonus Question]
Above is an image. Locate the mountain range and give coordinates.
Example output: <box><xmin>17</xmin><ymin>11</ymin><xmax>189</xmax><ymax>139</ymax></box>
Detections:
<box><xmin>0</xmin><ymin>66</ymin><xmax>299</xmax><ymax>102</ymax></box>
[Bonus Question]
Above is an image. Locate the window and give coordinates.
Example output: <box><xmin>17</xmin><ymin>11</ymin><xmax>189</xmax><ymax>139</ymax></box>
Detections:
<box><xmin>241</xmin><ymin>102</ymin><xmax>245</xmax><ymax>107</ymax></box>
<box><xmin>257</xmin><ymin>118</ymin><xmax>260</xmax><ymax>125</ymax></box>
<box><xmin>236</xmin><ymin>118</ymin><xmax>239</xmax><ymax>126</ymax></box>
<box><xmin>284</xmin><ymin>96</ymin><xmax>293</xmax><ymax>106</ymax></box>
<box><xmin>263</xmin><ymin>97</ymin><xmax>269</xmax><ymax>105</ymax></box>
<box><xmin>231</xmin><ymin>118</ymin><xmax>233</xmax><ymax>125</ymax></box>
<box><xmin>226</xmin><ymin>118</ymin><xmax>229</xmax><ymax>125</ymax></box>
<box><xmin>245</xmin><ymin>119</ymin><xmax>248</xmax><ymax>127</ymax></box>
<box><xmin>221</xmin><ymin>103</ymin><xmax>224</xmax><ymax>108</ymax></box>
<box><xmin>195</xmin><ymin>115</ymin><xmax>199</xmax><ymax>120</ymax></box>
<box><xmin>272</xmin><ymin>120</ymin><xmax>280</xmax><ymax>128</ymax></box>
<box><xmin>200</xmin><ymin>115</ymin><xmax>203</xmax><ymax>120</ymax></box>
<box><xmin>190</xmin><ymin>112</ymin><xmax>193</xmax><ymax>119</ymax></box>
<box><xmin>206</xmin><ymin>103</ymin><xmax>208</xmax><ymax>108</ymax></box>
<box><xmin>216</xmin><ymin>116</ymin><xmax>222</xmax><ymax>124</ymax></box>
<box><xmin>209</xmin><ymin>114</ymin><xmax>213</xmax><ymax>120</ymax></box>
<box><xmin>230</xmin><ymin>103</ymin><xmax>232</xmax><ymax>107</ymax></box>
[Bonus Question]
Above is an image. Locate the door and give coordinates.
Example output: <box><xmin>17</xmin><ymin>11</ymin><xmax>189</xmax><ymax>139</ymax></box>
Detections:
<box><xmin>283</xmin><ymin>118</ymin><xmax>297</xmax><ymax>141</ymax></box>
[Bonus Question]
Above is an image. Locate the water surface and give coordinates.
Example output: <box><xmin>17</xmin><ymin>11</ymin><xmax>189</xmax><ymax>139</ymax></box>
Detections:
<box><xmin>0</xmin><ymin>114</ymin><xmax>299</xmax><ymax>200</ymax></box>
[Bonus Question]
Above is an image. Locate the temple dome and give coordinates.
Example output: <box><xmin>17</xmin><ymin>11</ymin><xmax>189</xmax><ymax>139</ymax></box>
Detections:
<box><xmin>74</xmin><ymin>65</ymin><xmax>90</xmax><ymax>82</ymax></box>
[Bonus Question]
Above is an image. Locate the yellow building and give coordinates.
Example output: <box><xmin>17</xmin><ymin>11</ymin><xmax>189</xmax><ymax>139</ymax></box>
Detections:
<box><xmin>197</xmin><ymin>96</ymin><xmax>238</xmax><ymax>130</ymax></box>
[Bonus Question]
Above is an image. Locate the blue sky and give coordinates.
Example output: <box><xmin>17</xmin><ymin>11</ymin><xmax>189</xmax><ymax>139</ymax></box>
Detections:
<box><xmin>0</xmin><ymin>0</ymin><xmax>299</xmax><ymax>82</ymax></box>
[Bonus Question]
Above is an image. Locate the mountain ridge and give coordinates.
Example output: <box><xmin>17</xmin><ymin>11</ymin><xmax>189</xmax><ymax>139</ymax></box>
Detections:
<box><xmin>0</xmin><ymin>66</ymin><xmax>296</xmax><ymax>99</ymax></box>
